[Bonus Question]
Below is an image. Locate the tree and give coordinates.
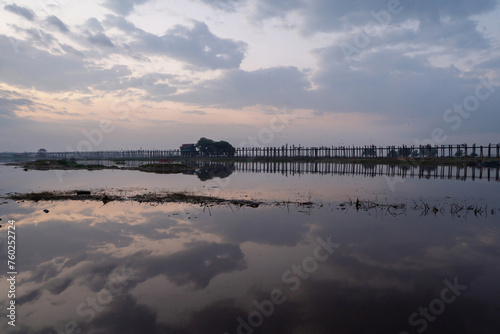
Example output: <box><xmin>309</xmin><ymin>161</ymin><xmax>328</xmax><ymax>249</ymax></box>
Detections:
<box><xmin>387</xmin><ymin>149</ymin><xmax>399</xmax><ymax>158</ymax></box>
<box><xmin>196</xmin><ymin>137</ymin><xmax>235</xmax><ymax>157</ymax></box>
<box><xmin>362</xmin><ymin>147</ymin><xmax>377</xmax><ymax>157</ymax></box>
<box><xmin>398</xmin><ymin>147</ymin><xmax>412</xmax><ymax>158</ymax></box>
<box><xmin>196</xmin><ymin>137</ymin><xmax>215</xmax><ymax>156</ymax></box>
<box><xmin>422</xmin><ymin>144</ymin><xmax>437</xmax><ymax>157</ymax></box>
<box><xmin>196</xmin><ymin>163</ymin><xmax>234</xmax><ymax>181</ymax></box>
<box><xmin>215</xmin><ymin>140</ymin><xmax>236</xmax><ymax>157</ymax></box>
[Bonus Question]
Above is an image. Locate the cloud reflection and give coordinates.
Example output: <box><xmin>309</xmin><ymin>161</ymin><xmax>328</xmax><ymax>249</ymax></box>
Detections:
<box><xmin>1</xmin><ymin>201</ymin><xmax>499</xmax><ymax>333</ymax></box>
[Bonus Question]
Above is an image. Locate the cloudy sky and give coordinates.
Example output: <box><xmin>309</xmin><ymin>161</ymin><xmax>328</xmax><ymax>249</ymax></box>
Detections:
<box><xmin>0</xmin><ymin>0</ymin><xmax>499</xmax><ymax>152</ymax></box>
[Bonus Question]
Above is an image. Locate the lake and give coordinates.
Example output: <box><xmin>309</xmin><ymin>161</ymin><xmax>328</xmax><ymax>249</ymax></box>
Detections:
<box><xmin>0</xmin><ymin>162</ymin><xmax>499</xmax><ymax>333</ymax></box>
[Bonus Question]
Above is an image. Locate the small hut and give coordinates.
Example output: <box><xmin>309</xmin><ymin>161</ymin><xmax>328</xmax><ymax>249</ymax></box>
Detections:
<box><xmin>180</xmin><ymin>144</ymin><xmax>197</xmax><ymax>157</ymax></box>
<box><xmin>37</xmin><ymin>148</ymin><xmax>47</xmax><ymax>158</ymax></box>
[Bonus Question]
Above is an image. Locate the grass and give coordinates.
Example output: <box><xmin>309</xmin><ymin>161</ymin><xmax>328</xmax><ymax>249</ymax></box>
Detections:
<box><xmin>338</xmin><ymin>197</ymin><xmax>494</xmax><ymax>218</ymax></box>
<box><xmin>8</xmin><ymin>191</ymin><xmax>70</xmax><ymax>202</ymax></box>
<box><xmin>3</xmin><ymin>190</ymin><xmax>264</xmax><ymax>207</ymax></box>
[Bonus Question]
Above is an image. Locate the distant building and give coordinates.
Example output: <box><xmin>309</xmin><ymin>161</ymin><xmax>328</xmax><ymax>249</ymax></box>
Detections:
<box><xmin>37</xmin><ymin>148</ymin><xmax>47</xmax><ymax>157</ymax></box>
<box><xmin>180</xmin><ymin>144</ymin><xmax>197</xmax><ymax>157</ymax></box>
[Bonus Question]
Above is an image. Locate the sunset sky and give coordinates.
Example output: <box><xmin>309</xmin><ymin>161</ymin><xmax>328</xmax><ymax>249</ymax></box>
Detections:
<box><xmin>1</xmin><ymin>0</ymin><xmax>499</xmax><ymax>152</ymax></box>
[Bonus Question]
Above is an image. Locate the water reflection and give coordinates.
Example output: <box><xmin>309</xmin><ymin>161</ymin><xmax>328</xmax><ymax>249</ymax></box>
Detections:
<box><xmin>3</xmin><ymin>162</ymin><xmax>498</xmax><ymax>211</ymax></box>
<box><xmin>0</xmin><ymin>200</ymin><xmax>499</xmax><ymax>333</ymax></box>
<box><xmin>233</xmin><ymin>161</ymin><xmax>500</xmax><ymax>182</ymax></box>
<box><xmin>68</xmin><ymin>160</ymin><xmax>500</xmax><ymax>182</ymax></box>
<box><xmin>192</xmin><ymin>162</ymin><xmax>234</xmax><ymax>181</ymax></box>
<box><xmin>73</xmin><ymin>160</ymin><xmax>236</xmax><ymax>181</ymax></box>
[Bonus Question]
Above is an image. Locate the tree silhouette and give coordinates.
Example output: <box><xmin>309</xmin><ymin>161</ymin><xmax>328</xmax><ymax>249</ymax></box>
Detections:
<box><xmin>196</xmin><ymin>137</ymin><xmax>235</xmax><ymax>157</ymax></box>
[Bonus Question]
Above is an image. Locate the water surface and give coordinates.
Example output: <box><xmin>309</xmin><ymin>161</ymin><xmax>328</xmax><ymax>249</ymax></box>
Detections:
<box><xmin>0</xmin><ymin>163</ymin><xmax>499</xmax><ymax>333</ymax></box>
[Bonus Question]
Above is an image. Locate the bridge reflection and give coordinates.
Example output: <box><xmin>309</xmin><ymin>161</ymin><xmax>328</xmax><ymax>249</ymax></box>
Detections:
<box><xmin>72</xmin><ymin>160</ymin><xmax>500</xmax><ymax>182</ymax></box>
<box><xmin>230</xmin><ymin>161</ymin><xmax>500</xmax><ymax>182</ymax></box>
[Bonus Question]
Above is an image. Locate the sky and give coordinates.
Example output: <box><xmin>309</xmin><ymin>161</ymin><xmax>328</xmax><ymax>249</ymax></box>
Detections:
<box><xmin>0</xmin><ymin>0</ymin><xmax>499</xmax><ymax>152</ymax></box>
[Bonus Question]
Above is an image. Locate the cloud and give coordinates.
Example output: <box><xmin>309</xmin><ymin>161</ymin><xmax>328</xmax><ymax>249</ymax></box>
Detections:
<box><xmin>22</xmin><ymin>28</ymin><xmax>56</xmax><ymax>45</ymax></box>
<box><xmin>102</xmin><ymin>15</ymin><xmax>137</xmax><ymax>33</ymax></box>
<box><xmin>60</xmin><ymin>44</ymin><xmax>84</xmax><ymax>57</ymax></box>
<box><xmin>90</xmin><ymin>73</ymin><xmax>178</xmax><ymax>98</ymax></box>
<box><xmin>104</xmin><ymin>16</ymin><xmax>247</xmax><ymax>69</ymax></box>
<box><xmin>254</xmin><ymin>0</ymin><xmax>498</xmax><ymax>34</ymax></box>
<box><xmin>136</xmin><ymin>74</ymin><xmax>178</xmax><ymax>99</ymax></box>
<box><xmin>16</xmin><ymin>289</ymin><xmax>43</xmax><ymax>306</ymax></box>
<box><xmin>183</xmin><ymin>110</ymin><xmax>207</xmax><ymax>115</ymax></box>
<box><xmin>254</xmin><ymin>0</ymin><xmax>304</xmax><ymax>18</ymax></box>
<box><xmin>15</xmin><ymin>220</ymin><xmax>135</xmax><ymax>273</ymax></box>
<box><xmin>3</xmin><ymin>3</ymin><xmax>35</xmax><ymax>21</ymax></box>
<box><xmin>138</xmin><ymin>241</ymin><xmax>247</xmax><ymax>289</ymax></box>
<box><xmin>0</xmin><ymin>35</ymin><xmax>131</xmax><ymax>92</ymax></box>
<box><xmin>171</xmin><ymin>66</ymin><xmax>311</xmax><ymax>108</ymax></box>
<box><xmin>192</xmin><ymin>207</ymin><xmax>311</xmax><ymax>246</ymax></box>
<box><xmin>308</xmin><ymin>47</ymin><xmax>472</xmax><ymax>118</ymax></box>
<box><xmin>6</xmin><ymin>200</ymin><xmax>500</xmax><ymax>333</ymax></box>
<box><xmin>87</xmin><ymin>32</ymin><xmax>115</xmax><ymax>47</ymax></box>
<box><xmin>102</xmin><ymin>0</ymin><xmax>150</xmax><ymax>16</ymax></box>
<box><xmin>84</xmin><ymin>17</ymin><xmax>104</xmax><ymax>32</ymax></box>
<box><xmin>137</xmin><ymin>20</ymin><xmax>247</xmax><ymax>69</ymax></box>
<box><xmin>46</xmin><ymin>277</ymin><xmax>73</xmax><ymax>295</ymax></box>
<box><xmin>476</xmin><ymin>56</ymin><xmax>500</xmax><ymax>70</ymax></box>
<box><xmin>0</xmin><ymin>92</ymin><xmax>33</xmax><ymax>116</ymax></box>
<box><xmin>0</xmin><ymin>88</ymin><xmax>59</xmax><ymax>121</ymax></box>
<box><xmin>46</xmin><ymin>15</ymin><xmax>69</xmax><ymax>33</ymax></box>
<box><xmin>199</xmin><ymin>0</ymin><xmax>242</xmax><ymax>12</ymax></box>
<box><xmin>1</xmin><ymin>0</ymin><xmax>499</xmax><ymax>148</ymax></box>
<box><xmin>313</xmin><ymin>42</ymin><xmax>500</xmax><ymax>129</ymax></box>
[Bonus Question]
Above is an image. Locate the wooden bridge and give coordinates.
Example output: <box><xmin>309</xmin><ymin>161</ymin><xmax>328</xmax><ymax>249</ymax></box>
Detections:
<box><xmin>231</xmin><ymin>143</ymin><xmax>500</xmax><ymax>159</ymax></box>
<box><xmin>1</xmin><ymin>143</ymin><xmax>499</xmax><ymax>160</ymax></box>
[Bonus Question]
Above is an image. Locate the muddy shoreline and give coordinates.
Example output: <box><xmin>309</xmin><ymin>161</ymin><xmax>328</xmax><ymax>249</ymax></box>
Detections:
<box><xmin>7</xmin><ymin>159</ymin><xmax>194</xmax><ymax>174</ymax></box>
<box><xmin>2</xmin><ymin>190</ymin><xmax>276</xmax><ymax>208</ymax></box>
<box><xmin>2</xmin><ymin>190</ymin><xmax>494</xmax><ymax>218</ymax></box>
